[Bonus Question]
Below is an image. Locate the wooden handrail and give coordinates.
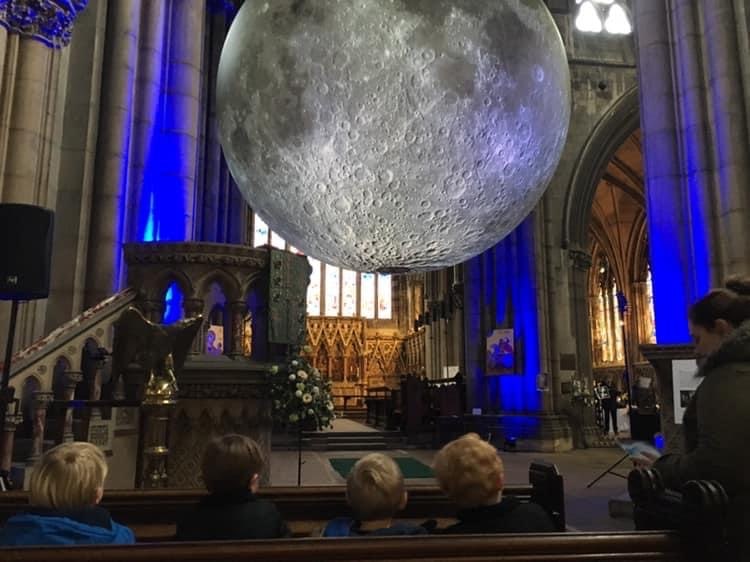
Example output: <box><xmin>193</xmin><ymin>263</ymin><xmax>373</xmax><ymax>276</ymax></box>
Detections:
<box><xmin>0</xmin><ymin>532</ymin><xmax>685</xmax><ymax>561</ymax></box>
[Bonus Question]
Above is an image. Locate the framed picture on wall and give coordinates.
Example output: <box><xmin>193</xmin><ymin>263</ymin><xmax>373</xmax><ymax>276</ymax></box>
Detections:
<box><xmin>486</xmin><ymin>328</ymin><xmax>515</xmax><ymax>375</ymax></box>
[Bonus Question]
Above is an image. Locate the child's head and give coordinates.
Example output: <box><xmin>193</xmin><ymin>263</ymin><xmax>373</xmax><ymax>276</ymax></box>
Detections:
<box><xmin>346</xmin><ymin>453</ymin><xmax>406</xmax><ymax>521</ymax></box>
<box><xmin>433</xmin><ymin>433</ymin><xmax>504</xmax><ymax>509</ymax></box>
<box><xmin>29</xmin><ymin>442</ymin><xmax>108</xmax><ymax>510</ymax></box>
<box><xmin>202</xmin><ymin>434</ymin><xmax>264</xmax><ymax>494</ymax></box>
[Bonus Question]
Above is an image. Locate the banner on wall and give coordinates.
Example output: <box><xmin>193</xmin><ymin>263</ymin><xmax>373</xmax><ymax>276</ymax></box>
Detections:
<box><xmin>486</xmin><ymin>328</ymin><xmax>515</xmax><ymax>375</ymax></box>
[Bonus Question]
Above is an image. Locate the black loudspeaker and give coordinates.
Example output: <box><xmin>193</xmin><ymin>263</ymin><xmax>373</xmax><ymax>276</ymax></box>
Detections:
<box><xmin>0</xmin><ymin>204</ymin><xmax>54</xmax><ymax>300</ymax></box>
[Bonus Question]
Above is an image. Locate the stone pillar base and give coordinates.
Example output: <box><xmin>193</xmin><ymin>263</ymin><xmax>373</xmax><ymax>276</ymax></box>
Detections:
<box><xmin>489</xmin><ymin>414</ymin><xmax>573</xmax><ymax>452</ymax></box>
<box><xmin>582</xmin><ymin>424</ymin><xmax>615</xmax><ymax>448</ymax></box>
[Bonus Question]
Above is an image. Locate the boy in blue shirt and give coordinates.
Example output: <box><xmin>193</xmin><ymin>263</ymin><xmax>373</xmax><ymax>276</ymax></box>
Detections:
<box><xmin>323</xmin><ymin>453</ymin><xmax>427</xmax><ymax>537</ymax></box>
<box><xmin>0</xmin><ymin>442</ymin><xmax>134</xmax><ymax>545</ymax></box>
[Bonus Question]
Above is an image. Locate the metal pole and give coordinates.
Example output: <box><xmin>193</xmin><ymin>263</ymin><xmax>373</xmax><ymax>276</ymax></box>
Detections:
<box><xmin>0</xmin><ymin>300</ymin><xmax>19</xmax><ymax>420</ymax></box>
<box><xmin>0</xmin><ymin>300</ymin><xmax>19</xmax><ymax>490</ymax></box>
<box><xmin>297</xmin><ymin>425</ymin><xmax>302</xmax><ymax>487</ymax></box>
<box><xmin>1</xmin><ymin>300</ymin><xmax>19</xmax><ymax>392</ymax></box>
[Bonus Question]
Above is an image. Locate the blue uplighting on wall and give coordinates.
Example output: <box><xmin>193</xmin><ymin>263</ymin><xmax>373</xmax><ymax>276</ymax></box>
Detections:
<box><xmin>162</xmin><ymin>281</ymin><xmax>184</xmax><ymax>324</ymax></box>
<box><xmin>137</xmin><ymin>108</ymin><xmax>188</xmax><ymax>242</ymax></box>
<box><xmin>485</xmin><ymin>218</ymin><xmax>541</xmax><ymax>414</ymax></box>
<box><xmin>645</xmin><ymin>169</ymin><xmax>711</xmax><ymax>344</ymax></box>
<box><xmin>686</xmin><ymin>174</ymin><xmax>712</xmax><ymax>313</ymax></box>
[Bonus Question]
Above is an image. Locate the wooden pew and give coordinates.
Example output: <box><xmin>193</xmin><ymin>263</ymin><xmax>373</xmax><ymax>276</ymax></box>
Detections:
<box><xmin>629</xmin><ymin>468</ymin><xmax>733</xmax><ymax>560</ymax></box>
<box><xmin>0</xmin><ymin>532</ymin><xmax>685</xmax><ymax>561</ymax></box>
<box><xmin>0</xmin><ymin>462</ymin><xmax>565</xmax><ymax>540</ymax></box>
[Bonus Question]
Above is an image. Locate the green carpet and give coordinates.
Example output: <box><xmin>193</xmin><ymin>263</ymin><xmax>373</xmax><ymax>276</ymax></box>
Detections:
<box><xmin>329</xmin><ymin>456</ymin><xmax>434</xmax><ymax>479</ymax></box>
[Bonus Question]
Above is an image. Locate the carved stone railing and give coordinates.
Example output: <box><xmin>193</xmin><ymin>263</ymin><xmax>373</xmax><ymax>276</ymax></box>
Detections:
<box><xmin>124</xmin><ymin>242</ymin><xmax>270</xmax><ymax>359</ymax></box>
<box><xmin>1</xmin><ymin>288</ymin><xmax>137</xmax><ymax>487</ymax></box>
<box><xmin>5</xmin><ymin>289</ymin><xmax>137</xmax><ymax>395</ymax></box>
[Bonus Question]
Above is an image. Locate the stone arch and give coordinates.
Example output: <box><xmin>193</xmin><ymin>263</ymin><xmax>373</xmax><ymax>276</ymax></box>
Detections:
<box><xmin>196</xmin><ymin>269</ymin><xmax>242</xmax><ymax>303</ymax></box>
<box><xmin>147</xmin><ymin>269</ymin><xmax>194</xmax><ymax>302</ymax></box>
<box><xmin>242</xmin><ymin>272</ymin><xmax>266</xmax><ymax>300</ymax></box>
<box><xmin>563</xmin><ymin>86</ymin><xmax>640</xmax><ymax>250</ymax></box>
<box><xmin>630</xmin><ymin>215</ymin><xmax>650</xmax><ymax>283</ymax></box>
<box><xmin>18</xmin><ymin>375</ymin><xmax>41</xmax><ymax>438</ymax></box>
<box><xmin>52</xmin><ymin>356</ymin><xmax>72</xmax><ymax>400</ymax></box>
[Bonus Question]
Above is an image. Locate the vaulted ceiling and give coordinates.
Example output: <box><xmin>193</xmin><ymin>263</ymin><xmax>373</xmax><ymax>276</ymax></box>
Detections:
<box><xmin>589</xmin><ymin>129</ymin><xmax>648</xmax><ymax>288</ymax></box>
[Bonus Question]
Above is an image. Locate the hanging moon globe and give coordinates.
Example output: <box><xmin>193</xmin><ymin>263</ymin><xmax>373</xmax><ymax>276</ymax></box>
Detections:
<box><xmin>217</xmin><ymin>0</ymin><xmax>570</xmax><ymax>272</ymax></box>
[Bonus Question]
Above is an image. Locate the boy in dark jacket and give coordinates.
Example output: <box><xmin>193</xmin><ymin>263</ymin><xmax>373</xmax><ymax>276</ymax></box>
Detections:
<box><xmin>0</xmin><ymin>442</ymin><xmax>134</xmax><ymax>546</ymax></box>
<box><xmin>433</xmin><ymin>433</ymin><xmax>556</xmax><ymax>534</ymax></box>
<box><xmin>176</xmin><ymin>434</ymin><xmax>290</xmax><ymax>540</ymax></box>
<box><xmin>323</xmin><ymin>453</ymin><xmax>427</xmax><ymax>537</ymax></box>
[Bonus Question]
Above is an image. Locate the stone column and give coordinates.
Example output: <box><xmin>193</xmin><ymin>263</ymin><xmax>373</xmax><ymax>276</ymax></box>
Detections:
<box><xmin>701</xmin><ymin>0</ymin><xmax>750</xmax><ymax>274</ymax></box>
<box><xmin>229</xmin><ymin>301</ymin><xmax>246</xmax><ymax>357</ymax></box>
<box><xmin>0</xmin><ymin>407</ymin><xmax>22</xmax><ymax>483</ymax></box>
<box><xmin>126</xmin><ymin>0</ymin><xmax>168</xmax><ymax>242</ymax></box>
<box><xmin>423</xmin><ymin>300</ymin><xmax>435</xmax><ymax>379</ymax></box>
<box><xmin>45</xmin><ymin>1</ymin><xmax>107</xmax><ymax>332</ymax></box>
<box><xmin>28</xmin><ymin>391</ymin><xmax>53</xmax><ymax>463</ymax></box>
<box><xmin>0</xmin><ymin>37</ymin><xmax>59</xmax><ymax>352</ymax></box>
<box><xmin>450</xmin><ymin>279</ymin><xmax>465</xmax><ymax>379</ymax></box>
<box><xmin>85</xmin><ymin>0</ymin><xmax>142</xmax><ymax>307</ymax></box>
<box><xmin>62</xmin><ymin>371</ymin><xmax>83</xmax><ymax>442</ymax></box>
<box><xmin>184</xmin><ymin>298</ymin><xmax>205</xmax><ymax>355</ymax></box>
<box><xmin>161</xmin><ymin>0</ymin><xmax>206</xmax><ymax>241</ymax></box>
<box><xmin>88</xmin><ymin>362</ymin><xmax>104</xmax><ymax>421</ymax></box>
<box><xmin>634</xmin><ymin>0</ymin><xmax>750</xmax><ymax>343</ymax></box>
<box><xmin>0</xmin><ymin>38</ymin><xmax>54</xmax><ymax>203</ymax></box>
<box><xmin>567</xmin><ymin>249</ymin><xmax>602</xmax><ymax>447</ymax></box>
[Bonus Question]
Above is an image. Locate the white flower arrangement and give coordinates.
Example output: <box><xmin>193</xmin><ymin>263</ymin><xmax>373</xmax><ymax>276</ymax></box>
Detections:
<box><xmin>268</xmin><ymin>353</ymin><xmax>336</xmax><ymax>430</ymax></box>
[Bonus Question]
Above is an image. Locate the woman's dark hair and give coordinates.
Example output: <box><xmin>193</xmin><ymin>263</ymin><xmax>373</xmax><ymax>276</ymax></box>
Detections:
<box><xmin>724</xmin><ymin>276</ymin><xmax>750</xmax><ymax>297</ymax></box>
<box><xmin>689</xmin><ymin>276</ymin><xmax>750</xmax><ymax>330</ymax></box>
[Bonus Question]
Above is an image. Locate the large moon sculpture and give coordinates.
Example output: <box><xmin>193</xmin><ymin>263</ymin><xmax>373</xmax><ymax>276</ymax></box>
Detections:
<box><xmin>217</xmin><ymin>0</ymin><xmax>570</xmax><ymax>272</ymax></box>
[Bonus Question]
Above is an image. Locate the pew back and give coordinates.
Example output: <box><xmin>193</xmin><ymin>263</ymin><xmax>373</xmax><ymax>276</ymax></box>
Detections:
<box><xmin>0</xmin><ymin>532</ymin><xmax>685</xmax><ymax>561</ymax></box>
<box><xmin>0</xmin><ymin>485</ymin><xmax>532</xmax><ymax>525</ymax></box>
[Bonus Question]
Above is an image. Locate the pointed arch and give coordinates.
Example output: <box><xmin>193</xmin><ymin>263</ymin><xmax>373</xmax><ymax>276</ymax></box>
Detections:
<box><xmin>563</xmin><ymin>86</ymin><xmax>640</xmax><ymax>249</ymax></box>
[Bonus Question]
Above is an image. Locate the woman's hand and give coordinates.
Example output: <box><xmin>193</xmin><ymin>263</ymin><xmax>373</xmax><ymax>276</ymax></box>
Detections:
<box><xmin>631</xmin><ymin>450</ymin><xmax>660</xmax><ymax>469</ymax></box>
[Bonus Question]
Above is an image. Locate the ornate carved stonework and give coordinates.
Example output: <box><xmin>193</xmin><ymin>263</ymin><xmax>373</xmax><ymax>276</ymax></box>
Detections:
<box><xmin>304</xmin><ymin>317</ymin><xmax>410</xmax><ymax>392</ymax></box>
<box><xmin>569</xmin><ymin>248</ymin><xmax>593</xmax><ymax>271</ymax></box>
<box><xmin>268</xmin><ymin>249</ymin><xmax>310</xmax><ymax>346</ymax></box>
<box><xmin>169</xmin><ymin>400</ymin><xmax>272</xmax><ymax>488</ymax></box>
<box><xmin>168</xmin><ymin>361</ymin><xmax>273</xmax><ymax>488</ymax></box>
<box><xmin>124</xmin><ymin>242</ymin><xmax>267</xmax><ymax>269</ymax></box>
<box><xmin>178</xmin><ymin>384</ymin><xmax>266</xmax><ymax>400</ymax></box>
<box><xmin>0</xmin><ymin>0</ymin><xmax>88</xmax><ymax>48</ymax></box>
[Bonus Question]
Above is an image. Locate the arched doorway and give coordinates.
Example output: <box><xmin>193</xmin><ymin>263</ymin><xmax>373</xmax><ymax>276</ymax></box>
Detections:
<box><xmin>563</xmin><ymin>87</ymin><xmax>658</xmax><ymax>440</ymax></box>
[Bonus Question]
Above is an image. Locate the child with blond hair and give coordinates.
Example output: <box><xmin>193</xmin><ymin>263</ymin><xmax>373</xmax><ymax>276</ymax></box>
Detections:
<box><xmin>433</xmin><ymin>433</ymin><xmax>555</xmax><ymax>534</ymax></box>
<box><xmin>0</xmin><ymin>442</ymin><xmax>134</xmax><ymax>545</ymax></box>
<box><xmin>323</xmin><ymin>453</ymin><xmax>428</xmax><ymax>536</ymax></box>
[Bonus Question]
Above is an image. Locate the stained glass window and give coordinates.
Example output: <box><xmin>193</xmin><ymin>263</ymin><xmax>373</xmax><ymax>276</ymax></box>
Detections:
<box><xmin>253</xmin><ymin>215</ymin><xmax>269</xmax><ymax>247</ymax></box>
<box><xmin>645</xmin><ymin>267</ymin><xmax>656</xmax><ymax>343</ymax></box>
<box><xmin>307</xmin><ymin>258</ymin><xmax>321</xmax><ymax>316</ymax></box>
<box><xmin>325</xmin><ymin>266</ymin><xmax>340</xmax><ymax>316</ymax></box>
<box><xmin>361</xmin><ymin>273</ymin><xmax>376</xmax><ymax>319</ymax></box>
<box><xmin>341</xmin><ymin>269</ymin><xmax>358</xmax><ymax>317</ymax></box>
<box><xmin>575</xmin><ymin>0</ymin><xmax>631</xmax><ymax>35</ymax></box>
<box><xmin>270</xmin><ymin>231</ymin><xmax>286</xmax><ymax>250</ymax></box>
<box><xmin>377</xmin><ymin>274</ymin><xmax>392</xmax><ymax>319</ymax></box>
<box><xmin>591</xmin><ymin>255</ymin><xmax>625</xmax><ymax>366</ymax></box>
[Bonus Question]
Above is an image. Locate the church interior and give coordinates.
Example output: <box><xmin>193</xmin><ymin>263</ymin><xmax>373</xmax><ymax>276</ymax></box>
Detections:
<box><xmin>0</xmin><ymin>0</ymin><xmax>748</xmax><ymax>559</ymax></box>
